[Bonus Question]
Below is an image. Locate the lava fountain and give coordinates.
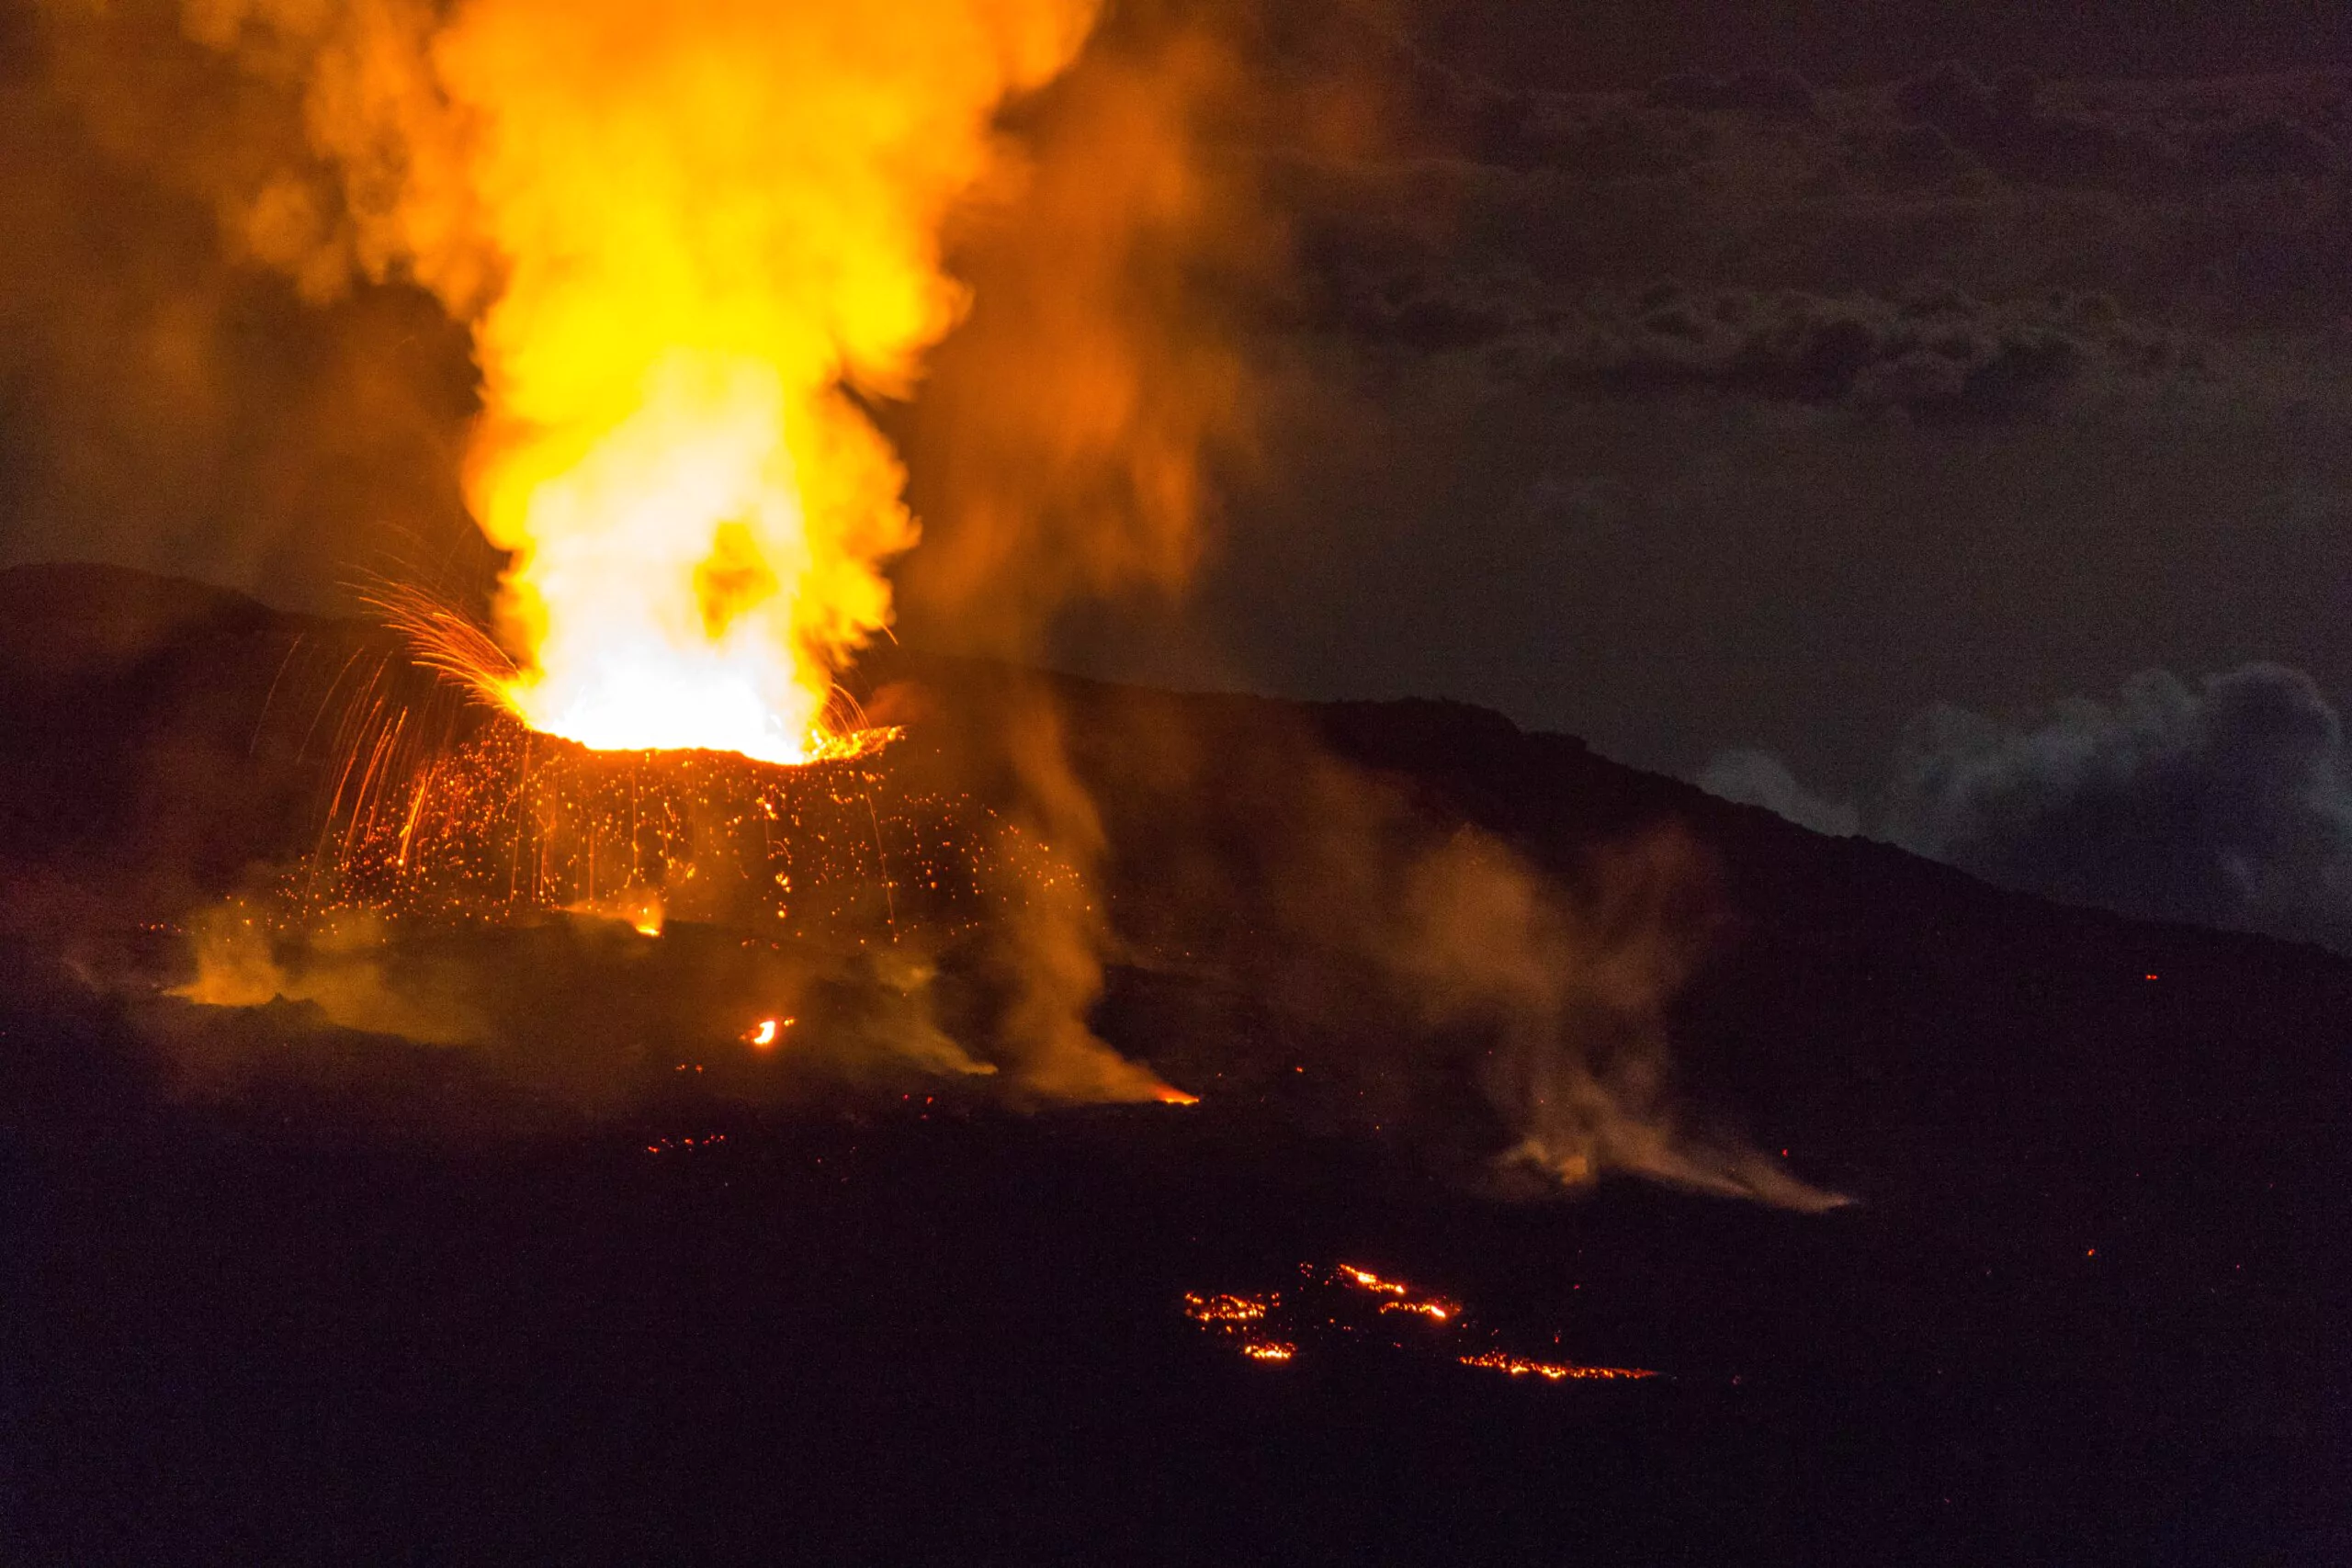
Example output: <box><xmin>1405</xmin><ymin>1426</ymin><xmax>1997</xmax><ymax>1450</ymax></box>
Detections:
<box><xmin>186</xmin><ymin>0</ymin><xmax>1107</xmax><ymax>765</ymax></box>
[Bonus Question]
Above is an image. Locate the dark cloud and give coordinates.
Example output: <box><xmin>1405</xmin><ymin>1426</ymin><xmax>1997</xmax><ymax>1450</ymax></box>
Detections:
<box><xmin>1887</xmin><ymin>59</ymin><xmax>2346</xmax><ymax>194</ymax></box>
<box><xmin>1702</xmin><ymin>666</ymin><xmax>2352</xmax><ymax>953</ymax></box>
<box><xmin>1415</xmin><ymin>0</ymin><xmax>2352</xmax><ymax>94</ymax></box>
<box><xmin>1307</xmin><ymin>263</ymin><xmax>2195</xmax><ymax>421</ymax></box>
<box><xmin>1647</xmin><ymin>68</ymin><xmax>1821</xmax><ymax>124</ymax></box>
<box><xmin>1126</xmin><ymin>44</ymin><xmax>2352</xmax><ymax>797</ymax></box>
<box><xmin>1567</xmin><ymin>283</ymin><xmax>2114</xmax><ymax>422</ymax></box>
<box><xmin>1283</xmin><ymin>61</ymin><xmax>2351</xmax><ymax>351</ymax></box>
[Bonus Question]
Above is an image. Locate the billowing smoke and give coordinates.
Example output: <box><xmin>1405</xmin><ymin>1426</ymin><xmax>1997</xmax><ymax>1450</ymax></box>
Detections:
<box><xmin>10</xmin><ymin>2</ymin><xmax>1821</xmax><ymax>1202</ymax></box>
<box><xmin>1391</xmin><ymin>822</ymin><xmax>1844</xmax><ymax>1208</ymax></box>
<box><xmin>1072</xmin><ymin>694</ymin><xmax>1847</xmax><ymax>1208</ymax></box>
<box><xmin>1704</xmin><ymin>663</ymin><xmax>2352</xmax><ymax>954</ymax></box>
<box><xmin>0</xmin><ymin>2</ymin><xmax>482</xmax><ymax>598</ymax></box>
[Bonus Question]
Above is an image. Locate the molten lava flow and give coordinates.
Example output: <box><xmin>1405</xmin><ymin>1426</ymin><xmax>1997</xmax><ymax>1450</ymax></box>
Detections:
<box><xmin>1380</xmin><ymin>1299</ymin><xmax>1454</xmax><ymax>1323</ymax></box>
<box><xmin>1457</xmin><ymin>1351</ymin><xmax>1656</xmax><ymax>1382</ymax></box>
<box><xmin>1183</xmin><ymin>1263</ymin><xmax>1654</xmax><ymax>1382</ymax></box>
<box><xmin>1182</xmin><ymin>1292</ymin><xmax>1272</xmax><ymax>1326</ymax></box>
<box><xmin>1337</xmin><ymin>1264</ymin><xmax>1408</xmax><ymax>1297</ymax></box>
<box><xmin>1337</xmin><ymin>1262</ymin><xmax>1457</xmax><ymax>1323</ymax></box>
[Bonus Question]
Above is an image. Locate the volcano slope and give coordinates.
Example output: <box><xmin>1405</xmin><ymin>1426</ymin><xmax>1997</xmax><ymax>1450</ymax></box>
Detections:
<box><xmin>2</xmin><ymin>562</ymin><xmax>2347</xmax><ymax>1565</ymax></box>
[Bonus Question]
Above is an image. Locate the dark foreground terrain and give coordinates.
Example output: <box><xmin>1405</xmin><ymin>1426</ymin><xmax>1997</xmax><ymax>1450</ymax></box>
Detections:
<box><xmin>2</xmin><ymin>564</ymin><xmax>2348</xmax><ymax>1564</ymax></box>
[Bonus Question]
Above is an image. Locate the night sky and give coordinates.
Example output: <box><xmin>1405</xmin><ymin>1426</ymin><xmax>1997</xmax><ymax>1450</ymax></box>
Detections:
<box><xmin>5</xmin><ymin>0</ymin><xmax>2351</xmax><ymax>946</ymax></box>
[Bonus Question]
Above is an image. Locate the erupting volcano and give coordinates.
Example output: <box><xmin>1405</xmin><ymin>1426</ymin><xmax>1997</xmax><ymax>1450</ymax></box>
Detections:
<box><xmin>12</xmin><ymin>0</ymin><xmax>2345</xmax><ymax>1560</ymax></box>
<box><xmin>140</xmin><ymin>0</ymin><xmax>1223</xmax><ymax>1108</ymax></box>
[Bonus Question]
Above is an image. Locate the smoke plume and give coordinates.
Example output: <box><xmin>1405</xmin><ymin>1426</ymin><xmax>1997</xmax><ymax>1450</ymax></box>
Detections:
<box><xmin>1394</xmin><ymin>824</ymin><xmax>1841</xmax><ymax>1208</ymax></box>
<box><xmin>1068</xmin><ymin>692</ymin><xmax>1847</xmax><ymax>1207</ymax></box>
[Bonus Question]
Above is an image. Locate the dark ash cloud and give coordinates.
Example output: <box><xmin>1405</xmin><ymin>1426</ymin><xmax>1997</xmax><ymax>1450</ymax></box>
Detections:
<box><xmin>1564</xmin><ymin>282</ymin><xmax>2122</xmax><ymax>422</ymax></box>
<box><xmin>1703</xmin><ymin>665</ymin><xmax>2352</xmax><ymax>953</ymax></box>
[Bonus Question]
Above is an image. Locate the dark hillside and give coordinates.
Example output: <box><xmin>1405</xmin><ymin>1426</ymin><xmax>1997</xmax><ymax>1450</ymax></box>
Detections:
<box><xmin>2</xmin><ymin>563</ymin><xmax>2346</xmax><ymax>1564</ymax></box>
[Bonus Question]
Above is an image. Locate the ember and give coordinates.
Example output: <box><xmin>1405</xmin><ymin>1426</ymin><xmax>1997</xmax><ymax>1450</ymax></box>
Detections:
<box><xmin>644</xmin><ymin>1134</ymin><xmax>729</xmax><ymax>1156</ymax></box>
<box><xmin>294</xmin><ymin>711</ymin><xmax>1032</xmax><ymax>938</ymax></box>
<box><xmin>1183</xmin><ymin>1292</ymin><xmax>1274</xmax><ymax>1325</ymax></box>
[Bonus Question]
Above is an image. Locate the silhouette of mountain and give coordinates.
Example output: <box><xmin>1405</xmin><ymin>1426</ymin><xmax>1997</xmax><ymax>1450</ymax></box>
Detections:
<box><xmin>2</xmin><ymin>562</ymin><xmax>2345</xmax><ymax>1563</ymax></box>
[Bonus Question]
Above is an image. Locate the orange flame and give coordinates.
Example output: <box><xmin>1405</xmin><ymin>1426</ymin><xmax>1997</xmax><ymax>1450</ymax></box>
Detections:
<box><xmin>461</xmin><ymin>1</ymin><xmax>1102</xmax><ymax>761</ymax></box>
<box><xmin>219</xmin><ymin>0</ymin><xmax>1108</xmax><ymax>761</ymax></box>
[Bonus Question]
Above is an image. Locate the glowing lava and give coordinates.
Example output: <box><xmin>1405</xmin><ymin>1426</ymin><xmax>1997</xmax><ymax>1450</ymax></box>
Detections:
<box><xmin>1182</xmin><ymin>1292</ymin><xmax>1272</xmax><ymax>1326</ymax></box>
<box><xmin>1457</xmin><ymin>1350</ymin><xmax>1656</xmax><ymax>1382</ymax></box>
<box><xmin>1337</xmin><ymin>1264</ymin><xmax>1408</xmax><ymax>1297</ymax></box>
<box><xmin>1184</xmin><ymin>1263</ymin><xmax>1655</xmax><ymax>1382</ymax></box>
